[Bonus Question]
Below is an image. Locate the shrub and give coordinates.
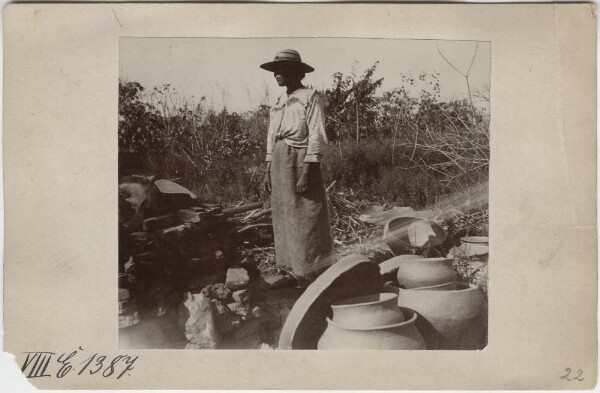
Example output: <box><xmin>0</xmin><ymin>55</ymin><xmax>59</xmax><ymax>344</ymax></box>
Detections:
<box><xmin>119</xmin><ymin>63</ymin><xmax>489</xmax><ymax>210</ymax></box>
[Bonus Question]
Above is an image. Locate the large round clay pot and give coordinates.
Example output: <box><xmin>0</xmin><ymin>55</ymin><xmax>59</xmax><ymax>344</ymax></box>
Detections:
<box><xmin>318</xmin><ymin>308</ymin><xmax>426</xmax><ymax>350</ymax></box>
<box><xmin>383</xmin><ymin>217</ymin><xmax>446</xmax><ymax>253</ymax></box>
<box><xmin>330</xmin><ymin>293</ymin><xmax>405</xmax><ymax>327</ymax></box>
<box><xmin>395</xmin><ymin>257</ymin><xmax>456</xmax><ymax>289</ymax></box>
<box><xmin>397</xmin><ymin>282</ymin><xmax>487</xmax><ymax>350</ymax></box>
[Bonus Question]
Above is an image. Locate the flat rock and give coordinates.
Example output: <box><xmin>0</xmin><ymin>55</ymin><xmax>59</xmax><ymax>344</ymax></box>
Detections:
<box><xmin>227</xmin><ymin>302</ymin><xmax>250</xmax><ymax>318</ymax></box>
<box><xmin>118</xmin><ymin>311</ymin><xmax>140</xmax><ymax>329</ymax></box>
<box><xmin>226</xmin><ymin>267</ymin><xmax>250</xmax><ymax>290</ymax></box>
<box><xmin>119</xmin><ymin>180</ymin><xmax>152</xmax><ymax>211</ymax></box>
<box><xmin>278</xmin><ymin>254</ymin><xmax>382</xmax><ymax>349</ymax></box>
<box><xmin>156</xmin><ymin>225</ymin><xmax>193</xmax><ymax>250</ymax></box>
<box><xmin>118</xmin><ymin>288</ymin><xmax>131</xmax><ymax>301</ymax></box>
<box><xmin>177</xmin><ymin>209</ymin><xmax>202</xmax><ymax>224</ymax></box>
<box><xmin>232</xmin><ymin>289</ymin><xmax>250</xmax><ymax>304</ymax></box>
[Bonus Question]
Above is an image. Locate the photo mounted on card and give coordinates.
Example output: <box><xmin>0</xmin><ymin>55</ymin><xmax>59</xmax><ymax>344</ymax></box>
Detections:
<box><xmin>3</xmin><ymin>3</ymin><xmax>597</xmax><ymax>390</ymax></box>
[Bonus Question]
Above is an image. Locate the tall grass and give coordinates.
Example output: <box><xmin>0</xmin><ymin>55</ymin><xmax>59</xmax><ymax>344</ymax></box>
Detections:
<box><xmin>119</xmin><ymin>67</ymin><xmax>489</xmax><ymax>213</ymax></box>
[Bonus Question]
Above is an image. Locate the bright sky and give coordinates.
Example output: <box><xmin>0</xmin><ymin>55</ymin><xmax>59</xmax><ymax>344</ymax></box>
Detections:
<box><xmin>120</xmin><ymin>38</ymin><xmax>490</xmax><ymax>113</ymax></box>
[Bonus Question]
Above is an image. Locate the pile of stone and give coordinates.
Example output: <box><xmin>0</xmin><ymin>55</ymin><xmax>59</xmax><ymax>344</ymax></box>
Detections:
<box><xmin>118</xmin><ymin>175</ymin><xmax>276</xmax><ymax>349</ymax></box>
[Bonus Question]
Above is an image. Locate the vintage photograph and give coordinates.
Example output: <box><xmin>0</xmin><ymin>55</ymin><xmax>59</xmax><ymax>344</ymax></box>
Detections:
<box><xmin>118</xmin><ymin>38</ymin><xmax>490</xmax><ymax>350</ymax></box>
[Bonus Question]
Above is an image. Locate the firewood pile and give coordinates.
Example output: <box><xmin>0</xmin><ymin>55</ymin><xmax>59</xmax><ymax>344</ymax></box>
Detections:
<box><xmin>118</xmin><ymin>175</ymin><xmax>277</xmax><ymax>349</ymax></box>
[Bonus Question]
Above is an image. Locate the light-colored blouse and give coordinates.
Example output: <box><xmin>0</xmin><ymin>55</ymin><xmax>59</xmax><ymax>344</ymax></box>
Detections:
<box><xmin>265</xmin><ymin>87</ymin><xmax>328</xmax><ymax>163</ymax></box>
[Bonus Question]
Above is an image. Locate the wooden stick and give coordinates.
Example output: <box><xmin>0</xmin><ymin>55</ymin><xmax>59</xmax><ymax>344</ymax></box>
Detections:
<box><xmin>325</xmin><ymin>180</ymin><xmax>337</xmax><ymax>193</ymax></box>
<box><xmin>244</xmin><ymin>208</ymin><xmax>272</xmax><ymax>221</ymax></box>
<box><xmin>237</xmin><ymin>223</ymin><xmax>272</xmax><ymax>234</ymax></box>
<box><xmin>242</xmin><ymin>208</ymin><xmax>259</xmax><ymax>221</ymax></box>
<box><xmin>223</xmin><ymin>201</ymin><xmax>264</xmax><ymax>216</ymax></box>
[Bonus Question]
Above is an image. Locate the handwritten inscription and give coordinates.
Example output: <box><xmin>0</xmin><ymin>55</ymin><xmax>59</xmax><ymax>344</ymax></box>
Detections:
<box><xmin>21</xmin><ymin>348</ymin><xmax>138</xmax><ymax>379</ymax></box>
<box><xmin>561</xmin><ymin>368</ymin><xmax>585</xmax><ymax>382</ymax></box>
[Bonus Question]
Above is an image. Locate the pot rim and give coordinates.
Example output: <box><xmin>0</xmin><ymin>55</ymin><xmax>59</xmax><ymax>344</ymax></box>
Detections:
<box><xmin>412</xmin><ymin>281</ymin><xmax>457</xmax><ymax>291</ymax></box>
<box><xmin>325</xmin><ymin>307</ymin><xmax>417</xmax><ymax>331</ymax></box>
<box><xmin>331</xmin><ymin>292</ymin><xmax>398</xmax><ymax>308</ymax></box>
<box><xmin>460</xmin><ymin>236</ymin><xmax>489</xmax><ymax>244</ymax></box>
<box><xmin>394</xmin><ymin>256</ymin><xmax>453</xmax><ymax>263</ymax></box>
<box><xmin>395</xmin><ymin>281</ymin><xmax>477</xmax><ymax>292</ymax></box>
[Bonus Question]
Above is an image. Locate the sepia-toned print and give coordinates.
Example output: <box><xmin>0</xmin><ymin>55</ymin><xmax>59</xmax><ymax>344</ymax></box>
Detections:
<box><xmin>118</xmin><ymin>38</ymin><xmax>490</xmax><ymax>350</ymax></box>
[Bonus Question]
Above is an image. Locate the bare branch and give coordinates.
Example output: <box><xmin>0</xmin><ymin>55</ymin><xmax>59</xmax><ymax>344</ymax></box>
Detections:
<box><xmin>436</xmin><ymin>42</ymin><xmax>466</xmax><ymax>77</ymax></box>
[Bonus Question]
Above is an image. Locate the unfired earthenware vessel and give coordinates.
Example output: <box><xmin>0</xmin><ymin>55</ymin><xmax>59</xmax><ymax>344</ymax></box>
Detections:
<box><xmin>318</xmin><ymin>308</ymin><xmax>426</xmax><ymax>350</ymax></box>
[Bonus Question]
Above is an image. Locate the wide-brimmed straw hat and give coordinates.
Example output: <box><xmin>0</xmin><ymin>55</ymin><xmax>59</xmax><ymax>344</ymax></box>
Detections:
<box><xmin>260</xmin><ymin>49</ymin><xmax>315</xmax><ymax>73</ymax></box>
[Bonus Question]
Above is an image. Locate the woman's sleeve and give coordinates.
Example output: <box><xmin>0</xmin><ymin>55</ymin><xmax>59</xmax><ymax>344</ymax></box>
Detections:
<box><xmin>304</xmin><ymin>91</ymin><xmax>328</xmax><ymax>163</ymax></box>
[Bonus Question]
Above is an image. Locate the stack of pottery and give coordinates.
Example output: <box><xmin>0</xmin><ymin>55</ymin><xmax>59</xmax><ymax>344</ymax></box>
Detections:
<box><xmin>317</xmin><ymin>293</ymin><xmax>426</xmax><ymax>350</ymax></box>
<box><xmin>382</xmin><ymin>256</ymin><xmax>487</xmax><ymax>350</ymax></box>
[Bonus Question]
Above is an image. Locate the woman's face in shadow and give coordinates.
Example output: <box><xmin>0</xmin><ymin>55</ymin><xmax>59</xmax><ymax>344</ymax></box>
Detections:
<box><xmin>274</xmin><ymin>63</ymin><xmax>303</xmax><ymax>87</ymax></box>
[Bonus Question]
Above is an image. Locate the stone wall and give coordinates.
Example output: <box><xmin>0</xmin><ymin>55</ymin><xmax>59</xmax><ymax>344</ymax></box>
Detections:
<box><xmin>118</xmin><ymin>175</ymin><xmax>278</xmax><ymax>349</ymax></box>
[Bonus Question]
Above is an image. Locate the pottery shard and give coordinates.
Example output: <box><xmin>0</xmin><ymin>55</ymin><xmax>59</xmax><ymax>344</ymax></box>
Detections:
<box><xmin>143</xmin><ymin>214</ymin><xmax>180</xmax><ymax>232</ymax></box>
<box><xmin>226</xmin><ymin>267</ymin><xmax>250</xmax><ymax>290</ymax></box>
<box><xmin>154</xmin><ymin>179</ymin><xmax>197</xmax><ymax>198</ymax></box>
<box><xmin>278</xmin><ymin>254</ymin><xmax>382</xmax><ymax>350</ymax></box>
<box><xmin>178</xmin><ymin>292</ymin><xmax>218</xmax><ymax>349</ymax></box>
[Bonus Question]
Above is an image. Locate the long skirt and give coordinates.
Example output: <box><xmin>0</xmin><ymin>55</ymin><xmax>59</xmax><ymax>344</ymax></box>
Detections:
<box><xmin>270</xmin><ymin>140</ymin><xmax>335</xmax><ymax>281</ymax></box>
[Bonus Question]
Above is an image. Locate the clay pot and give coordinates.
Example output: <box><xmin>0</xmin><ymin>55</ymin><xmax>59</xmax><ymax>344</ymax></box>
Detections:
<box><xmin>397</xmin><ymin>282</ymin><xmax>487</xmax><ymax>350</ymax></box>
<box><xmin>318</xmin><ymin>308</ymin><xmax>426</xmax><ymax>350</ymax></box>
<box><xmin>460</xmin><ymin>236</ymin><xmax>489</xmax><ymax>257</ymax></box>
<box><xmin>395</xmin><ymin>257</ymin><xmax>456</xmax><ymax>289</ymax></box>
<box><xmin>383</xmin><ymin>217</ymin><xmax>446</xmax><ymax>253</ymax></box>
<box><xmin>330</xmin><ymin>293</ymin><xmax>405</xmax><ymax>327</ymax></box>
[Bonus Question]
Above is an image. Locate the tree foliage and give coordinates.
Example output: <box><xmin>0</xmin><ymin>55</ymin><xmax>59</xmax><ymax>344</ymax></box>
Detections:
<box><xmin>324</xmin><ymin>62</ymin><xmax>383</xmax><ymax>142</ymax></box>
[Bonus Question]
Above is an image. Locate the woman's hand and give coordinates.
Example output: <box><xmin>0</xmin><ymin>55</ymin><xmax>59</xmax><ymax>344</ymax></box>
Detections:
<box><xmin>263</xmin><ymin>162</ymin><xmax>272</xmax><ymax>193</ymax></box>
<box><xmin>296</xmin><ymin>162</ymin><xmax>312</xmax><ymax>194</ymax></box>
<box><xmin>296</xmin><ymin>172</ymin><xmax>308</xmax><ymax>193</ymax></box>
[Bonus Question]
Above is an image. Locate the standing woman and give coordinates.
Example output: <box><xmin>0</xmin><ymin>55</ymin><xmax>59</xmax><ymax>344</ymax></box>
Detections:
<box><xmin>260</xmin><ymin>49</ymin><xmax>334</xmax><ymax>288</ymax></box>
